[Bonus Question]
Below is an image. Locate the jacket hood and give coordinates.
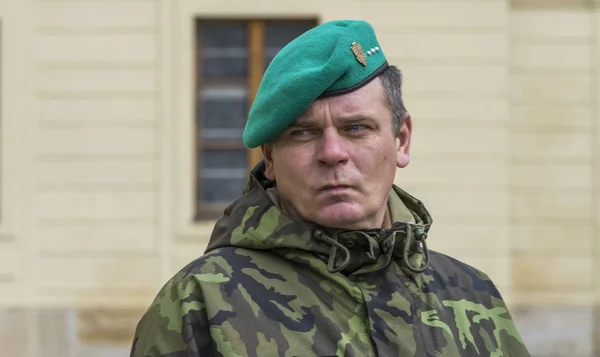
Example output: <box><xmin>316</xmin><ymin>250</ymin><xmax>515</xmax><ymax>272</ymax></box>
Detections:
<box><xmin>205</xmin><ymin>161</ymin><xmax>434</xmax><ymax>275</ymax></box>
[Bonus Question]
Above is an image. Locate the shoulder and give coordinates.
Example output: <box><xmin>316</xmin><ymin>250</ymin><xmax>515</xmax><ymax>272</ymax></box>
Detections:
<box><xmin>137</xmin><ymin>248</ymin><xmax>240</xmax><ymax>322</ymax></box>
<box><xmin>422</xmin><ymin>251</ymin><xmax>530</xmax><ymax>355</ymax></box>
<box><xmin>180</xmin><ymin>245</ymin><xmax>283</xmax><ymax>278</ymax></box>
<box><xmin>130</xmin><ymin>247</ymin><xmax>247</xmax><ymax>356</ymax></box>
<box><xmin>153</xmin><ymin>245</ymin><xmax>286</xmax><ymax>302</ymax></box>
<box><xmin>426</xmin><ymin>250</ymin><xmax>503</xmax><ymax>299</ymax></box>
<box><xmin>428</xmin><ymin>250</ymin><xmax>492</xmax><ymax>280</ymax></box>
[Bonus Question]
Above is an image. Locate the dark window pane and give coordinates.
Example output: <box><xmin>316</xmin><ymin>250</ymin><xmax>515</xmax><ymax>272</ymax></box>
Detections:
<box><xmin>202</xmin><ymin>57</ymin><xmax>248</xmax><ymax>79</ymax></box>
<box><xmin>199</xmin><ymin>149</ymin><xmax>247</xmax><ymax>204</ymax></box>
<box><xmin>200</xmin><ymin>128</ymin><xmax>245</xmax><ymax>141</ymax></box>
<box><xmin>201</xmin><ymin>23</ymin><xmax>247</xmax><ymax>48</ymax></box>
<box><xmin>264</xmin><ymin>21</ymin><xmax>316</xmax><ymax>69</ymax></box>
<box><xmin>201</xmin><ymin>178</ymin><xmax>247</xmax><ymax>204</ymax></box>
<box><xmin>202</xmin><ymin>149</ymin><xmax>247</xmax><ymax>170</ymax></box>
<box><xmin>200</xmin><ymin>23</ymin><xmax>248</xmax><ymax>79</ymax></box>
<box><xmin>199</xmin><ymin>85</ymin><xmax>247</xmax><ymax>141</ymax></box>
<box><xmin>264</xmin><ymin>22</ymin><xmax>315</xmax><ymax>48</ymax></box>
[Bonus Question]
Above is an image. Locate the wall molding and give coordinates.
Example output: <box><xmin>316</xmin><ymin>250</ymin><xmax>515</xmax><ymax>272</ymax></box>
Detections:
<box><xmin>0</xmin><ymin>0</ymin><xmax>31</xmax><ymax>309</ymax></box>
<box><xmin>157</xmin><ymin>0</ymin><xmax>175</xmax><ymax>284</ymax></box>
<box><xmin>591</xmin><ymin>8</ymin><xmax>600</xmax><ymax>357</ymax></box>
<box><xmin>593</xmin><ymin>1</ymin><xmax>600</xmax><ymax>314</ymax></box>
<box><xmin>511</xmin><ymin>0</ymin><xmax>597</xmax><ymax>10</ymax></box>
<box><xmin>0</xmin><ymin>0</ymin><xmax>24</xmax><ymax>241</ymax></box>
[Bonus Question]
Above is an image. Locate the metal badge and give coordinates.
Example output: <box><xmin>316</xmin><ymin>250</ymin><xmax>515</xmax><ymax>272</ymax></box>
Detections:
<box><xmin>351</xmin><ymin>42</ymin><xmax>367</xmax><ymax>66</ymax></box>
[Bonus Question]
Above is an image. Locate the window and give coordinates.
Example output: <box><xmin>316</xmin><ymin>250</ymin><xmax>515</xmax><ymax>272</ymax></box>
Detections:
<box><xmin>194</xmin><ymin>19</ymin><xmax>317</xmax><ymax>220</ymax></box>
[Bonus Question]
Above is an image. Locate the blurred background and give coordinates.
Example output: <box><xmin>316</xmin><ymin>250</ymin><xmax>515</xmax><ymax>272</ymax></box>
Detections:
<box><xmin>0</xmin><ymin>0</ymin><xmax>597</xmax><ymax>356</ymax></box>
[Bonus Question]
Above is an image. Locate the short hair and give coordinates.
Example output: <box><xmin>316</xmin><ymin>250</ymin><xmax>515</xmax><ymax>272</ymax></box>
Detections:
<box><xmin>379</xmin><ymin>65</ymin><xmax>407</xmax><ymax>136</ymax></box>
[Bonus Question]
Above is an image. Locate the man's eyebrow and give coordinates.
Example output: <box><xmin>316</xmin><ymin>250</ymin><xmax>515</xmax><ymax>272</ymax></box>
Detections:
<box><xmin>289</xmin><ymin>114</ymin><xmax>377</xmax><ymax>128</ymax></box>
<box><xmin>337</xmin><ymin>114</ymin><xmax>378</xmax><ymax>123</ymax></box>
<box><xmin>290</xmin><ymin>118</ymin><xmax>317</xmax><ymax>127</ymax></box>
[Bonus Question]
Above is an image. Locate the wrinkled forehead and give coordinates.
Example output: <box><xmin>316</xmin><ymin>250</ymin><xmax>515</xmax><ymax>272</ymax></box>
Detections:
<box><xmin>294</xmin><ymin>77</ymin><xmax>387</xmax><ymax>124</ymax></box>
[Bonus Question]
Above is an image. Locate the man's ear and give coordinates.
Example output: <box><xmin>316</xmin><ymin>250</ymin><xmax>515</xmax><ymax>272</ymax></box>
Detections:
<box><xmin>261</xmin><ymin>144</ymin><xmax>276</xmax><ymax>180</ymax></box>
<box><xmin>396</xmin><ymin>113</ymin><xmax>412</xmax><ymax>168</ymax></box>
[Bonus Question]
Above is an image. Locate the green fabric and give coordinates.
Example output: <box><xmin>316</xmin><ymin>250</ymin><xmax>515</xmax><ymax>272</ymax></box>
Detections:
<box><xmin>243</xmin><ymin>19</ymin><xmax>388</xmax><ymax>148</ymax></box>
<box><xmin>129</xmin><ymin>162</ymin><xmax>531</xmax><ymax>357</ymax></box>
<box><xmin>388</xmin><ymin>188</ymin><xmax>416</xmax><ymax>225</ymax></box>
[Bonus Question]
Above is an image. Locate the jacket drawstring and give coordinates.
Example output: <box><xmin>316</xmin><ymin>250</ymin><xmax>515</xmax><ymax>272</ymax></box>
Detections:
<box><xmin>403</xmin><ymin>225</ymin><xmax>430</xmax><ymax>274</ymax></box>
<box><xmin>313</xmin><ymin>230</ymin><xmax>351</xmax><ymax>274</ymax></box>
<box><xmin>315</xmin><ymin>225</ymin><xmax>430</xmax><ymax>275</ymax></box>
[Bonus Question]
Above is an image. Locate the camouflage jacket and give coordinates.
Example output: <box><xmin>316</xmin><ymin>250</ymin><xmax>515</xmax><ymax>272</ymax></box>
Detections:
<box><xmin>130</xmin><ymin>162</ymin><xmax>530</xmax><ymax>357</ymax></box>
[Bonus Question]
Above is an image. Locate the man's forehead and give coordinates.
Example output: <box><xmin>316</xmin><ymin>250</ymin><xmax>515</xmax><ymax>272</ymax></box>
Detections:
<box><xmin>293</xmin><ymin>108</ymin><xmax>379</xmax><ymax>126</ymax></box>
<box><xmin>293</xmin><ymin>79</ymin><xmax>385</xmax><ymax>124</ymax></box>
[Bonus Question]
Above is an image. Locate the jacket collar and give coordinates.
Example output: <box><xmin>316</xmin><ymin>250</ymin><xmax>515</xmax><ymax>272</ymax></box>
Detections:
<box><xmin>205</xmin><ymin>161</ymin><xmax>433</xmax><ymax>275</ymax></box>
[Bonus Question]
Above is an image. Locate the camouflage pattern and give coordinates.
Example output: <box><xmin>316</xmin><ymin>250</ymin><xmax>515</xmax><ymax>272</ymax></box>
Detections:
<box><xmin>130</xmin><ymin>162</ymin><xmax>530</xmax><ymax>357</ymax></box>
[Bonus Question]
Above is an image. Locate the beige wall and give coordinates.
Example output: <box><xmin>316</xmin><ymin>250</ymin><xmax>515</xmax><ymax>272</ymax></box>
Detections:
<box><xmin>30</xmin><ymin>0</ymin><xmax>158</xmax><ymax>308</ymax></box>
<box><xmin>0</xmin><ymin>0</ymin><xmax>597</xmax><ymax>356</ymax></box>
<box><xmin>507</xmin><ymin>3</ymin><xmax>599</xmax><ymax>353</ymax></box>
<box><xmin>510</xmin><ymin>4</ymin><xmax>595</xmax><ymax>306</ymax></box>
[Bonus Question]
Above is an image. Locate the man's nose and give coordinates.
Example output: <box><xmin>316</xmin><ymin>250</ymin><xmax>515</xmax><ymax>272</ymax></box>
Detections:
<box><xmin>318</xmin><ymin>130</ymin><xmax>350</xmax><ymax>166</ymax></box>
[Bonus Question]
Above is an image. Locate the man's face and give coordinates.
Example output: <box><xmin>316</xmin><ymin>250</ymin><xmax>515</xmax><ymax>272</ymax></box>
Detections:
<box><xmin>262</xmin><ymin>77</ymin><xmax>412</xmax><ymax>230</ymax></box>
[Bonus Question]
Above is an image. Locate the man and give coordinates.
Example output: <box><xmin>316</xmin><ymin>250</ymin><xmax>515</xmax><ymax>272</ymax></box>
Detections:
<box><xmin>130</xmin><ymin>20</ymin><xmax>530</xmax><ymax>357</ymax></box>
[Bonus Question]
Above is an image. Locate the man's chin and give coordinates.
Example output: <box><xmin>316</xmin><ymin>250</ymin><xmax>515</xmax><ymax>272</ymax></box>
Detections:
<box><xmin>310</xmin><ymin>203</ymin><xmax>367</xmax><ymax>230</ymax></box>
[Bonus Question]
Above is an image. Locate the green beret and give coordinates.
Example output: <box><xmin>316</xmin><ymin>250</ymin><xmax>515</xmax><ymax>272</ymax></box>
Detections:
<box><xmin>242</xmin><ymin>20</ymin><xmax>388</xmax><ymax>148</ymax></box>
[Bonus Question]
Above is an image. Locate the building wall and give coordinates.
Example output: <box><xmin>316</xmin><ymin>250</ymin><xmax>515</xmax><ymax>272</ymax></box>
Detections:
<box><xmin>0</xmin><ymin>0</ymin><xmax>597</xmax><ymax>356</ymax></box>
<box><xmin>508</xmin><ymin>2</ymin><xmax>599</xmax><ymax>354</ymax></box>
<box><xmin>510</xmin><ymin>2</ymin><xmax>595</xmax><ymax>305</ymax></box>
<box><xmin>31</xmin><ymin>0</ymin><xmax>159</xmax><ymax>309</ymax></box>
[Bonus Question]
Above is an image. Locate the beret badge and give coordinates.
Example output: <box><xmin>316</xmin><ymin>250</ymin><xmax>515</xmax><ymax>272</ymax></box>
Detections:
<box><xmin>351</xmin><ymin>41</ymin><xmax>367</xmax><ymax>66</ymax></box>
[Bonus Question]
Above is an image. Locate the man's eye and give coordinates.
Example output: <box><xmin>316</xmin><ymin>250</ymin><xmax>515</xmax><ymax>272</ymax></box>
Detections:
<box><xmin>347</xmin><ymin>125</ymin><xmax>367</xmax><ymax>132</ymax></box>
<box><xmin>291</xmin><ymin>129</ymin><xmax>311</xmax><ymax>136</ymax></box>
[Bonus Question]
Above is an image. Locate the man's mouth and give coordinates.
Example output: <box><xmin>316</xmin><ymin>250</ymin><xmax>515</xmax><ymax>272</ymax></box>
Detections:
<box><xmin>319</xmin><ymin>184</ymin><xmax>353</xmax><ymax>193</ymax></box>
